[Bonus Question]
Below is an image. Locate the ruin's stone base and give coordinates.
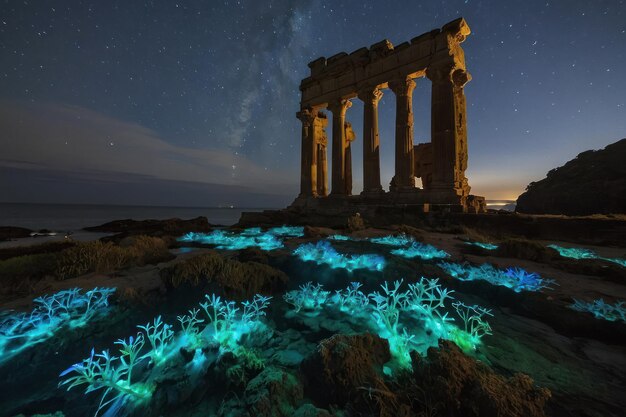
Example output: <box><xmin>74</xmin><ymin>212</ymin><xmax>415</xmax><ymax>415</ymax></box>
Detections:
<box><xmin>238</xmin><ymin>191</ymin><xmax>485</xmax><ymax>228</ymax></box>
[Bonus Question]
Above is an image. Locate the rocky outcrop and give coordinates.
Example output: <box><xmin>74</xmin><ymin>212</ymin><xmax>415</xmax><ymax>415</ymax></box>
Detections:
<box><xmin>300</xmin><ymin>333</ymin><xmax>392</xmax><ymax>409</ymax></box>
<box><xmin>409</xmin><ymin>340</ymin><xmax>551</xmax><ymax>417</ymax></box>
<box><xmin>84</xmin><ymin>216</ymin><xmax>212</xmax><ymax>240</ymax></box>
<box><xmin>516</xmin><ymin>139</ymin><xmax>626</xmax><ymax>215</ymax></box>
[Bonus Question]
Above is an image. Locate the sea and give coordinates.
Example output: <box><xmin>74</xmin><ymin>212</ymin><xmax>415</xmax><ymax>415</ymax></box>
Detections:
<box><xmin>0</xmin><ymin>200</ymin><xmax>515</xmax><ymax>232</ymax></box>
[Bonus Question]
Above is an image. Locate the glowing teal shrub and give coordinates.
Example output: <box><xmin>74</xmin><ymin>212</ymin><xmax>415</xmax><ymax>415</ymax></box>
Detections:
<box><xmin>283</xmin><ymin>282</ymin><xmax>330</xmax><ymax>313</ymax></box>
<box><xmin>293</xmin><ymin>240</ymin><xmax>385</xmax><ymax>272</ymax></box>
<box><xmin>391</xmin><ymin>242</ymin><xmax>450</xmax><ymax>260</ymax></box>
<box><xmin>333</xmin><ymin>282</ymin><xmax>369</xmax><ymax>313</ymax></box>
<box><xmin>328</xmin><ymin>234</ymin><xmax>353</xmax><ymax>241</ymax></box>
<box><xmin>369</xmin><ymin>234</ymin><xmax>415</xmax><ymax>247</ymax></box>
<box><xmin>282</xmin><ymin>278</ymin><xmax>493</xmax><ymax>368</ymax></box>
<box><xmin>0</xmin><ymin>287</ymin><xmax>115</xmax><ymax>363</ymax></box>
<box><xmin>465</xmin><ymin>241</ymin><xmax>499</xmax><ymax>250</ymax></box>
<box><xmin>438</xmin><ymin>262</ymin><xmax>555</xmax><ymax>292</ymax></box>
<box><xmin>60</xmin><ymin>293</ymin><xmax>272</xmax><ymax>416</ymax></box>
<box><xmin>179</xmin><ymin>230</ymin><xmax>283</xmax><ymax>251</ymax></box>
<box><xmin>548</xmin><ymin>244</ymin><xmax>626</xmax><ymax>267</ymax></box>
<box><xmin>570</xmin><ymin>298</ymin><xmax>626</xmax><ymax>323</ymax></box>
<box><xmin>267</xmin><ymin>225</ymin><xmax>305</xmax><ymax>237</ymax></box>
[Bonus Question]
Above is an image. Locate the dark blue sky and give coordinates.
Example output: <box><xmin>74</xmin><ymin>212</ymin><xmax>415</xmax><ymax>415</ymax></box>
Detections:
<box><xmin>1</xmin><ymin>0</ymin><xmax>624</xmax><ymax>206</ymax></box>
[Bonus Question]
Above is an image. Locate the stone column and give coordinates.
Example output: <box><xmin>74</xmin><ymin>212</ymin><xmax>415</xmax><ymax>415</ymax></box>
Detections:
<box><xmin>328</xmin><ymin>98</ymin><xmax>352</xmax><ymax>196</ymax></box>
<box><xmin>389</xmin><ymin>77</ymin><xmax>417</xmax><ymax>191</ymax></box>
<box><xmin>358</xmin><ymin>87</ymin><xmax>384</xmax><ymax>196</ymax></box>
<box><xmin>426</xmin><ymin>66</ymin><xmax>471</xmax><ymax>195</ymax></box>
<box><xmin>316</xmin><ymin>113</ymin><xmax>329</xmax><ymax>197</ymax></box>
<box><xmin>296</xmin><ymin>107</ymin><xmax>318</xmax><ymax>197</ymax></box>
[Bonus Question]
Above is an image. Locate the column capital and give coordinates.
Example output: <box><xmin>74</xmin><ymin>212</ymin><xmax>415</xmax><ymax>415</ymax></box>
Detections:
<box><xmin>327</xmin><ymin>98</ymin><xmax>352</xmax><ymax>116</ymax></box>
<box><xmin>388</xmin><ymin>77</ymin><xmax>416</xmax><ymax>97</ymax></box>
<box><xmin>357</xmin><ymin>86</ymin><xmax>383</xmax><ymax>105</ymax></box>
<box><xmin>426</xmin><ymin>66</ymin><xmax>471</xmax><ymax>87</ymax></box>
<box><xmin>296</xmin><ymin>107</ymin><xmax>318</xmax><ymax>126</ymax></box>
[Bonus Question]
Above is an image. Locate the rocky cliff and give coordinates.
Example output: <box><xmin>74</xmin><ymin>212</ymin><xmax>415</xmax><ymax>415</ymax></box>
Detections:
<box><xmin>516</xmin><ymin>139</ymin><xmax>626</xmax><ymax>215</ymax></box>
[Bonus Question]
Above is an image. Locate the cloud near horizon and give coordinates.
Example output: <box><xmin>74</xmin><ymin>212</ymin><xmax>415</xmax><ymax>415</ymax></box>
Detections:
<box><xmin>0</xmin><ymin>100</ymin><xmax>297</xmax><ymax>204</ymax></box>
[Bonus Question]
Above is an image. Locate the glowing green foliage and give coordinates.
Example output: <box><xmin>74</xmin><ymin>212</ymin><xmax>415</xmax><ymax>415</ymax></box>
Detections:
<box><xmin>391</xmin><ymin>242</ymin><xmax>450</xmax><ymax>260</ymax></box>
<box><xmin>333</xmin><ymin>282</ymin><xmax>369</xmax><ymax>313</ymax></box>
<box><xmin>0</xmin><ymin>287</ymin><xmax>115</xmax><ymax>363</ymax></box>
<box><xmin>450</xmin><ymin>302</ymin><xmax>493</xmax><ymax>350</ymax></box>
<box><xmin>60</xmin><ymin>293</ymin><xmax>272</xmax><ymax>416</ymax></box>
<box><xmin>267</xmin><ymin>225</ymin><xmax>304</xmax><ymax>237</ymax></box>
<box><xmin>293</xmin><ymin>240</ymin><xmax>386</xmax><ymax>272</ymax></box>
<box><xmin>179</xmin><ymin>230</ymin><xmax>283</xmax><ymax>251</ymax></box>
<box><xmin>438</xmin><ymin>262</ymin><xmax>555</xmax><ymax>292</ymax></box>
<box><xmin>570</xmin><ymin>298</ymin><xmax>626</xmax><ymax>323</ymax></box>
<box><xmin>283</xmin><ymin>282</ymin><xmax>330</xmax><ymax>313</ymax></box>
<box><xmin>465</xmin><ymin>241</ymin><xmax>499</xmax><ymax>250</ymax></box>
<box><xmin>548</xmin><ymin>244</ymin><xmax>626</xmax><ymax>267</ymax></box>
<box><xmin>137</xmin><ymin>316</ymin><xmax>174</xmax><ymax>364</ymax></box>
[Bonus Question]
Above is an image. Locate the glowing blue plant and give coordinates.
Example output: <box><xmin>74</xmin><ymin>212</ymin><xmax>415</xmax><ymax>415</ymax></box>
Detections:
<box><xmin>450</xmin><ymin>302</ymin><xmax>493</xmax><ymax>350</ymax></box>
<box><xmin>241</xmin><ymin>294</ymin><xmax>273</xmax><ymax>327</ymax></box>
<box><xmin>369</xmin><ymin>234</ymin><xmax>415</xmax><ymax>247</ymax></box>
<box><xmin>179</xmin><ymin>229</ymin><xmax>283</xmax><ymax>251</ymax></box>
<box><xmin>60</xmin><ymin>293</ymin><xmax>272</xmax><ymax>416</ymax></box>
<box><xmin>391</xmin><ymin>242</ymin><xmax>450</xmax><ymax>260</ymax></box>
<box><xmin>0</xmin><ymin>287</ymin><xmax>115</xmax><ymax>363</ymax></box>
<box><xmin>438</xmin><ymin>262</ymin><xmax>555</xmax><ymax>292</ymax></box>
<box><xmin>570</xmin><ymin>298</ymin><xmax>626</xmax><ymax>323</ymax></box>
<box><xmin>405</xmin><ymin>278</ymin><xmax>455</xmax><ymax>329</ymax></box>
<box><xmin>137</xmin><ymin>316</ymin><xmax>174</xmax><ymax>364</ymax></box>
<box><xmin>283</xmin><ymin>282</ymin><xmax>330</xmax><ymax>313</ymax></box>
<box><xmin>333</xmin><ymin>282</ymin><xmax>369</xmax><ymax>313</ymax></box>
<box><xmin>293</xmin><ymin>240</ymin><xmax>385</xmax><ymax>272</ymax></box>
<box><xmin>548</xmin><ymin>244</ymin><xmax>626</xmax><ymax>267</ymax></box>
<box><xmin>267</xmin><ymin>225</ymin><xmax>305</xmax><ymax>237</ymax></box>
<box><xmin>328</xmin><ymin>234</ymin><xmax>353</xmax><ymax>241</ymax></box>
<box><xmin>465</xmin><ymin>241</ymin><xmax>499</xmax><ymax>250</ymax></box>
<box><xmin>60</xmin><ymin>341</ymin><xmax>153</xmax><ymax>417</ymax></box>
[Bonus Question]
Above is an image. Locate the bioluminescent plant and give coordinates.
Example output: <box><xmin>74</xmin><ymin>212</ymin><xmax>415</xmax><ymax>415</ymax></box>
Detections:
<box><xmin>293</xmin><ymin>240</ymin><xmax>385</xmax><ymax>272</ymax></box>
<box><xmin>548</xmin><ymin>244</ymin><xmax>626</xmax><ymax>268</ymax></box>
<box><xmin>570</xmin><ymin>298</ymin><xmax>626</xmax><ymax>323</ymax></box>
<box><xmin>60</xmin><ymin>341</ymin><xmax>153</xmax><ymax>417</ymax></box>
<box><xmin>60</xmin><ymin>293</ymin><xmax>272</xmax><ymax>416</ymax></box>
<box><xmin>328</xmin><ymin>234</ymin><xmax>354</xmax><ymax>241</ymax></box>
<box><xmin>283</xmin><ymin>282</ymin><xmax>330</xmax><ymax>313</ymax></box>
<box><xmin>267</xmin><ymin>225</ymin><xmax>305</xmax><ymax>237</ymax></box>
<box><xmin>405</xmin><ymin>278</ymin><xmax>455</xmax><ymax>329</ymax></box>
<box><xmin>0</xmin><ymin>287</ymin><xmax>115</xmax><ymax>364</ymax></box>
<box><xmin>179</xmin><ymin>229</ymin><xmax>284</xmax><ymax>251</ymax></box>
<box><xmin>333</xmin><ymin>282</ymin><xmax>369</xmax><ymax>313</ymax></box>
<box><xmin>450</xmin><ymin>302</ymin><xmax>493</xmax><ymax>350</ymax></box>
<box><xmin>391</xmin><ymin>242</ymin><xmax>450</xmax><ymax>260</ymax></box>
<box><xmin>465</xmin><ymin>241</ymin><xmax>499</xmax><ymax>250</ymax></box>
<box><xmin>200</xmin><ymin>294</ymin><xmax>240</xmax><ymax>346</ymax></box>
<box><xmin>369</xmin><ymin>234</ymin><xmax>415</xmax><ymax>247</ymax></box>
<box><xmin>137</xmin><ymin>316</ymin><xmax>174</xmax><ymax>364</ymax></box>
<box><xmin>438</xmin><ymin>262</ymin><xmax>556</xmax><ymax>292</ymax></box>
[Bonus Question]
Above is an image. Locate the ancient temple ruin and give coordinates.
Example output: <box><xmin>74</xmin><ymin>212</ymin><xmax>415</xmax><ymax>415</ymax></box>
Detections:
<box><xmin>292</xmin><ymin>18</ymin><xmax>485</xmax><ymax>213</ymax></box>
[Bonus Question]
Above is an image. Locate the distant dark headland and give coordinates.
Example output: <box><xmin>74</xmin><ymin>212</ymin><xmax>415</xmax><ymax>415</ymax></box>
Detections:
<box><xmin>516</xmin><ymin>139</ymin><xmax>626</xmax><ymax>216</ymax></box>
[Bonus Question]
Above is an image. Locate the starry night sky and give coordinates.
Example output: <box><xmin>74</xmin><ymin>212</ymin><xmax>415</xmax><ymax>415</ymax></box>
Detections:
<box><xmin>1</xmin><ymin>0</ymin><xmax>625</xmax><ymax>207</ymax></box>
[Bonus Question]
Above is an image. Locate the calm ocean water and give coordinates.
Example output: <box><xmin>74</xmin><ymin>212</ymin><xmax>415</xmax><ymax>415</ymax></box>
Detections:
<box><xmin>0</xmin><ymin>201</ymin><xmax>515</xmax><ymax>232</ymax></box>
<box><xmin>0</xmin><ymin>203</ymin><xmax>270</xmax><ymax>231</ymax></box>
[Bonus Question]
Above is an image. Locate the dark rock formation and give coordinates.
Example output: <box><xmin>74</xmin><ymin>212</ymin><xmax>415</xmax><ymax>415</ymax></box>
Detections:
<box><xmin>244</xmin><ymin>367</ymin><xmax>303</xmax><ymax>417</ymax></box>
<box><xmin>300</xmin><ymin>333</ymin><xmax>391</xmax><ymax>409</ymax></box>
<box><xmin>409</xmin><ymin>340</ymin><xmax>551</xmax><ymax>417</ymax></box>
<box><xmin>516</xmin><ymin>139</ymin><xmax>626</xmax><ymax>215</ymax></box>
<box><xmin>0</xmin><ymin>226</ymin><xmax>32</xmax><ymax>241</ymax></box>
<box><xmin>84</xmin><ymin>216</ymin><xmax>212</xmax><ymax>240</ymax></box>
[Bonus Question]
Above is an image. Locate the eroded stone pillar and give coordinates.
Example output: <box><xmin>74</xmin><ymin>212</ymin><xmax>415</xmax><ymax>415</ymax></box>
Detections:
<box><xmin>296</xmin><ymin>107</ymin><xmax>318</xmax><ymax>197</ymax></box>
<box><xmin>426</xmin><ymin>65</ymin><xmax>471</xmax><ymax>196</ymax></box>
<box><xmin>344</xmin><ymin>121</ymin><xmax>356</xmax><ymax>195</ymax></box>
<box><xmin>358</xmin><ymin>86</ymin><xmax>384</xmax><ymax>196</ymax></box>
<box><xmin>328</xmin><ymin>99</ymin><xmax>352</xmax><ymax>196</ymax></box>
<box><xmin>316</xmin><ymin>113</ymin><xmax>329</xmax><ymax>196</ymax></box>
<box><xmin>389</xmin><ymin>77</ymin><xmax>417</xmax><ymax>191</ymax></box>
